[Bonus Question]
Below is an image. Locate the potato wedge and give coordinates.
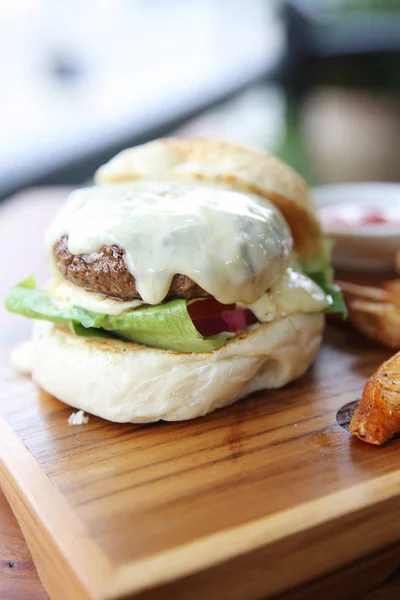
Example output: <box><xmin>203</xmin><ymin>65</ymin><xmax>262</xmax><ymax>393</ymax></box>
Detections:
<box><xmin>346</xmin><ymin>300</ymin><xmax>400</xmax><ymax>349</ymax></box>
<box><xmin>337</xmin><ymin>280</ymin><xmax>400</xmax><ymax>347</ymax></box>
<box><xmin>336</xmin><ymin>280</ymin><xmax>392</xmax><ymax>304</ymax></box>
<box><xmin>350</xmin><ymin>351</ymin><xmax>400</xmax><ymax>445</ymax></box>
<box><xmin>382</xmin><ymin>279</ymin><xmax>400</xmax><ymax>296</ymax></box>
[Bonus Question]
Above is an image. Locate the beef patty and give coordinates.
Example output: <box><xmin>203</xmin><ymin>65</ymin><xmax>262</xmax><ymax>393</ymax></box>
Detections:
<box><xmin>53</xmin><ymin>236</ymin><xmax>210</xmax><ymax>301</ymax></box>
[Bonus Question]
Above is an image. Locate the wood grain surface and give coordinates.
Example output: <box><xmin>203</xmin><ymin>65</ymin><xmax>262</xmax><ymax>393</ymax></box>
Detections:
<box><xmin>0</xmin><ymin>488</ymin><xmax>49</xmax><ymax>600</ymax></box>
<box><xmin>1</xmin><ymin>188</ymin><xmax>400</xmax><ymax>600</ymax></box>
<box><xmin>1</xmin><ymin>484</ymin><xmax>399</xmax><ymax>600</ymax></box>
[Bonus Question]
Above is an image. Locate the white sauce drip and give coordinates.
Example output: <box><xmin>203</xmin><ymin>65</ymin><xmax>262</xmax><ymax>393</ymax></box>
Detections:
<box><xmin>46</xmin><ymin>181</ymin><xmax>292</xmax><ymax>305</ymax></box>
<box><xmin>50</xmin><ymin>266</ymin><xmax>329</xmax><ymax>322</ymax></box>
<box><xmin>239</xmin><ymin>268</ymin><xmax>330</xmax><ymax>322</ymax></box>
<box><xmin>52</xmin><ymin>279</ymin><xmax>145</xmax><ymax>315</ymax></box>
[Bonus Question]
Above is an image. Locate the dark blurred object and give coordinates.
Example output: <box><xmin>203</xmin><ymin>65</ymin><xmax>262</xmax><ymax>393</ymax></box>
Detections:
<box><xmin>279</xmin><ymin>0</ymin><xmax>400</xmax><ymax>184</ymax></box>
<box><xmin>281</xmin><ymin>0</ymin><xmax>400</xmax><ymax>98</ymax></box>
<box><xmin>47</xmin><ymin>51</ymin><xmax>84</xmax><ymax>84</ymax></box>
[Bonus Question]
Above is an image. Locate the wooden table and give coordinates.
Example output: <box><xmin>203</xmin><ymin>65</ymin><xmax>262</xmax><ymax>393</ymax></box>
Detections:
<box><xmin>1</xmin><ymin>481</ymin><xmax>400</xmax><ymax>600</ymax></box>
<box><xmin>1</xmin><ymin>188</ymin><xmax>400</xmax><ymax>599</ymax></box>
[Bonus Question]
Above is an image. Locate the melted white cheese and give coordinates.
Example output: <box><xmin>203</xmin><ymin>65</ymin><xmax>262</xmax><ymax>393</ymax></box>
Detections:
<box><xmin>51</xmin><ymin>265</ymin><xmax>329</xmax><ymax>323</ymax></box>
<box><xmin>46</xmin><ymin>181</ymin><xmax>292</xmax><ymax>305</ymax></box>
<box><xmin>239</xmin><ymin>268</ymin><xmax>330</xmax><ymax>322</ymax></box>
<box><xmin>52</xmin><ymin>279</ymin><xmax>145</xmax><ymax>315</ymax></box>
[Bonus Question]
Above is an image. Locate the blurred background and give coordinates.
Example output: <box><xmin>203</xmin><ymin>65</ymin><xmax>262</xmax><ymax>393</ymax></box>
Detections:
<box><xmin>1</xmin><ymin>0</ymin><xmax>400</xmax><ymax>201</ymax></box>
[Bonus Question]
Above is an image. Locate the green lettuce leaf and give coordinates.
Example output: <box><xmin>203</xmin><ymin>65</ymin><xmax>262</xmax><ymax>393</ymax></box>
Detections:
<box><xmin>301</xmin><ymin>239</ymin><xmax>334</xmax><ymax>283</ymax></box>
<box><xmin>103</xmin><ymin>299</ymin><xmax>229</xmax><ymax>352</ymax></box>
<box><xmin>69</xmin><ymin>321</ymin><xmax>116</xmax><ymax>339</ymax></box>
<box><xmin>5</xmin><ymin>277</ymin><xmax>228</xmax><ymax>353</ymax></box>
<box><xmin>301</xmin><ymin>241</ymin><xmax>348</xmax><ymax>318</ymax></box>
<box><xmin>306</xmin><ymin>273</ymin><xmax>348</xmax><ymax>317</ymax></box>
<box><xmin>5</xmin><ymin>276</ymin><xmax>105</xmax><ymax>328</ymax></box>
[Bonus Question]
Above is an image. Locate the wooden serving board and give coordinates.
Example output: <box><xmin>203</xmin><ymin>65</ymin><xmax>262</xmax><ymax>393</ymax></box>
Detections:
<box><xmin>1</xmin><ymin>189</ymin><xmax>400</xmax><ymax>600</ymax></box>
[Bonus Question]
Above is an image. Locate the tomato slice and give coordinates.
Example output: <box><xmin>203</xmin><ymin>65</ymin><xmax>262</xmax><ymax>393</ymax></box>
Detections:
<box><xmin>188</xmin><ymin>298</ymin><xmax>258</xmax><ymax>336</ymax></box>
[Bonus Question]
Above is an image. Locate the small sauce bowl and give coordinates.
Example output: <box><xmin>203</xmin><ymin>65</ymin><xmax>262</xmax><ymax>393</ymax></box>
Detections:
<box><xmin>312</xmin><ymin>182</ymin><xmax>400</xmax><ymax>272</ymax></box>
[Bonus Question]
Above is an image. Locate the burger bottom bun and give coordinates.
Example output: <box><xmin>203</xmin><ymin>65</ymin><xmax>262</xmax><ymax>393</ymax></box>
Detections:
<box><xmin>13</xmin><ymin>314</ymin><xmax>324</xmax><ymax>423</ymax></box>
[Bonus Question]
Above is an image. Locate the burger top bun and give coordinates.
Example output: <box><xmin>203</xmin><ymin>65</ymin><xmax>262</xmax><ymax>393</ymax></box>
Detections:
<box><xmin>13</xmin><ymin>313</ymin><xmax>324</xmax><ymax>423</ymax></box>
<box><xmin>95</xmin><ymin>138</ymin><xmax>323</xmax><ymax>258</ymax></box>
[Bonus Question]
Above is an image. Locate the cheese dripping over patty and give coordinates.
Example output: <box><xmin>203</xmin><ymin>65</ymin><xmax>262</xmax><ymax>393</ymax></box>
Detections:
<box><xmin>46</xmin><ymin>181</ymin><xmax>292</xmax><ymax>305</ymax></box>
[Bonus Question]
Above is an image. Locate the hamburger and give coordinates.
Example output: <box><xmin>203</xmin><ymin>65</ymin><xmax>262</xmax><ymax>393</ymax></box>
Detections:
<box><xmin>5</xmin><ymin>138</ymin><xmax>346</xmax><ymax>422</ymax></box>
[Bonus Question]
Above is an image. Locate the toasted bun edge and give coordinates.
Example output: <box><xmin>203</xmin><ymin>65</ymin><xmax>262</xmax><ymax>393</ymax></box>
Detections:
<box><xmin>14</xmin><ymin>313</ymin><xmax>324</xmax><ymax>423</ymax></box>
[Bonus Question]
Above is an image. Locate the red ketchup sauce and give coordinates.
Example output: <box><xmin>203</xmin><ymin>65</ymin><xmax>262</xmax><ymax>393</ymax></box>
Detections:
<box><xmin>318</xmin><ymin>202</ymin><xmax>400</xmax><ymax>230</ymax></box>
<box><xmin>318</xmin><ymin>204</ymin><xmax>400</xmax><ymax>229</ymax></box>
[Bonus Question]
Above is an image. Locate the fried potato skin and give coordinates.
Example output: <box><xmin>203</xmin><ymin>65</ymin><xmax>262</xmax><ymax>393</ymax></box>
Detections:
<box><xmin>337</xmin><ymin>279</ymin><xmax>400</xmax><ymax>444</ymax></box>
<box><xmin>350</xmin><ymin>351</ymin><xmax>400</xmax><ymax>445</ymax></box>
<box><xmin>337</xmin><ymin>280</ymin><xmax>400</xmax><ymax>349</ymax></box>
